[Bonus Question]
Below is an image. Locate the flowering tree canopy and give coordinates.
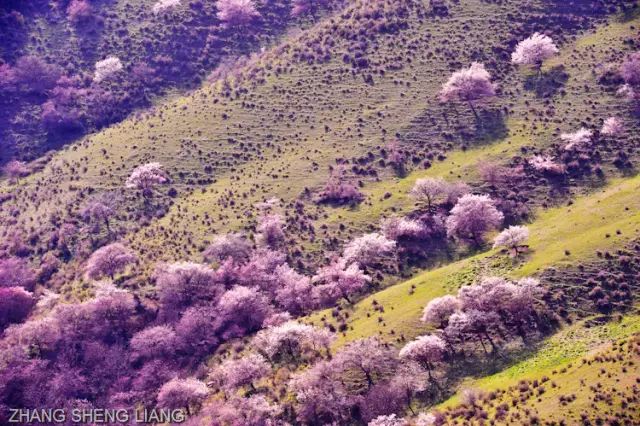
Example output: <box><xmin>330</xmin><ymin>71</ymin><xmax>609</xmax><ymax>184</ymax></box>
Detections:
<box><xmin>152</xmin><ymin>0</ymin><xmax>180</xmax><ymax>14</ymax></box>
<box><xmin>3</xmin><ymin>160</ymin><xmax>29</xmax><ymax>182</ymax></box>
<box><xmin>333</xmin><ymin>337</ymin><xmax>398</xmax><ymax>391</ymax></box>
<box><xmin>291</xmin><ymin>0</ymin><xmax>329</xmax><ymax>17</ymax></box>
<box><xmin>256</xmin><ymin>214</ymin><xmax>286</xmax><ymax>249</ymax></box>
<box><xmin>342</xmin><ymin>233</ymin><xmax>396</xmax><ymax>266</ymax></box>
<box><xmin>312</xmin><ymin>258</ymin><xmax>371</xmax><ymax>304</ymax></box>
<box><xmin>0</xmin><ymin>287</ymin><xmax>35</xmax><ymax>330</ymax></box>
<box><xmin>511</xmin><ymin>33</ymin><xmax>558</xmax><ymax>68</ymax></box>
<box><xmin>213</xmin><ymin>353</ymin><xmax>270</xmax><ymax>391</ymax></box>
<box><xmin>529</xmin><ymin>155</ymin><xmax>565</xmax><ymax>175</ymax></box>
<box><xmin>493</xmin><ymin>225</ymin><xmax>529</xmax><ymax>254</ymax></box>
<box><xmin>621</xmin><ymin>52</ymin><xmax>640</xmax><ymax>85</ymax></box>
<box><xmin>67</xmin><ymin>0</ymin><xmax>92</xmax><ymax>24</ymax></box>
<box><xmin>125</xmin><ymin>162</ymin><xmax>168</xmax><ymax>197</ymax></box>
<box><xmin>316</xmin><ymin>168</ymin><xmax>364</xmax><ymax>205</ymax></box>
<box><xmin>421</xmin><ymin>295</ymin><xmax>460</xmax><ymax>327</ymax></box>
<box><xmin>156</xmin><ymin>378</ymin><xmax>209</xmax><ymax>411</ymax></box>
<box><xmin>253</xmin><ymin>321</ymin><xmax>334</xmax><ymax>362</ymax></box>
<box><xmin>368</xmin><ymin>414</ymin><xmax>409</xmax><ymax>426</ymax></box>
<box><xmin>85</xmin><ymin>243</ymin><xmax>137</xmax><ymax>280</ymax></box>
<box><xmin>561</xmin><ymin>128</ymin><xmax>593</xmax><ymax>151</ymax></box>
<box><xmin>445</xmin><ymin>194</ymin><xmax>503</xmax><ymax>245</ymax></box>
<box><xmin>439</xmin><ymin>63</ymin><xmax>497</xmax><ymax>118</ymax></box>
<box><xmin>381</xmin><ymin>216</ymin><xmax>427</xmax><ymax>241</ymax></box>
<box><xmin>399</xmin><ymin>335</ymin><xmax>446</xmax><ymax>377</ymax></box>
<box><xmin>0</xmin><ymin>257</ymin><xmax>36</xmax><ymax>291</ymax></box>
<box><xmin>601</xmin><ymin>117</ymin><xmax>624</xmax><ymax>136</ymax></box>
<box><xmin>155</xmin><ymin>261</ymin><xmax>220</xmax><ymax>320</ymax></box>
<box><xmin>216</xmin><ymin>0</ymin><xmax>260</xmax><ymax>28</ymax></box>
<box><xmin>94</xmin><ymin>57</ymin><xmax>124</xmax><ymax>83</ymax></box>
<box><xmin>203</xmin><ymin>233</ymin><xmax>252</xmax><ymax>263</ymax></box>
<box><xmin>410</xmin><ymin>177</ymin><xmax>447</xmax><ymax>211</ymax></box>
<box><xmin>130</xmin><ymin>325</ymin><xmax>177</xmax><ymax>360</ymax></box>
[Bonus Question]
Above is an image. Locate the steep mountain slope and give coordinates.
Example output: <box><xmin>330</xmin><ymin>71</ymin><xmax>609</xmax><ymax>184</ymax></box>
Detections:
<box><xmin>1</xmin><ymin>0</ymin><xmax>630</xmax><ymax>276</ymax></box>
<box><xmin>2</xmin><ymin>0</ymin><xmax>640</xmax><ymax>425</ymax></box>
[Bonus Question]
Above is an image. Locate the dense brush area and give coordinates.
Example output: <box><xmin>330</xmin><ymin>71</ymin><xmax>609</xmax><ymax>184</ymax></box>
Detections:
<box><xmin>2</xmin><ymin>0</ymin><xmax>640</xmax><ymax>425</ymax></box>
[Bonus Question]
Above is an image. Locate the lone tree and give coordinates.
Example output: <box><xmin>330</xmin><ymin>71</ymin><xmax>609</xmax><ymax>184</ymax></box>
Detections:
<box><xmin>621</xmin><ymin>52</ymin><xmax>640</xmax><ymax>85</ymax></box>
<box><xmin>410</xmin><ymin>178</ymin><xmax>447</xmax><ymax>212</ymax></box>
<box><xmin>493</xmin><ymin>225</ymin><xmax>529</xmax><ymax>256</ymax></box>
<box><xmin>216</xmin><ymin>0</ymin><xmax>260</xmax><ymax>28</ymax></box>
<box><xmin>3</xmin><ymin>160</ymin><xmax>29</xmax><ymax>183</ymax></box>
<box><xmin>125</xmin><ymin>162</ymin><xmax>168</xmax><ymax>199</ymax></box>
<box><xmin>560</xmin><ymin>128</ymin><xmax>593</xmax><ymax>151</ymax></box>
<box><xmin>85</xmin><ymin>243</ymin><xmax>137</xmax><ymax>280</ymax></box>
<box><xmin>601</xmin><ymin>117</ymin><xmax>624</xmax><ymax>136</ymax></box>
<box><xmin>93</xmin><ymin>56</ymin><xmax>124</xmax><ymax>83</ymax></box>
<box><xmin>446</xmin><ymin>194</ymin><xmax>503</xmax><ymax>246</ymax></box>
<box><xmin>439</xmin><ymin>62</ymin><xmax>497</xmax><ymax>120</ymax></box>
<box><xmin>511</xmin><ymin>33</ymin><xmax>559</xmax><ymax>74</ymax></box>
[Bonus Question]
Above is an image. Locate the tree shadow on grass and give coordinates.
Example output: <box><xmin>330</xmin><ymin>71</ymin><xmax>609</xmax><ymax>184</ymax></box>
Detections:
<box><xmin>524</xmin><ymin>65</ymin><xmax>568</xmax><ymax>98</ymax></box>
<box><xmin>472</xmin><ymin>109</ymin><xmax>508</xmax><ymax>144</ymax></box>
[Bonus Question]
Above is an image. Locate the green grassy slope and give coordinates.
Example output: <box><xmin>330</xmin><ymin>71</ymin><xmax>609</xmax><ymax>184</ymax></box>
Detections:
<box><xmin>306</xmin><ymin>172</ymin><xmax>640</xmax><ymax>347</ymax></box>
<box><xmin>439</xmin><ymin>312</ymin><xmax>640</xmax><ymax>408</ymax></box>
<box><xmin>2</xmin><ymin>0</ymin><xmax>627</xmax><ymax>269</ymax></box>
<box><xmin>430</xmin><ymin>328</ymin><xmax>640</xmax><ymax>424</ymax></box>
<box><xmin>317</xmin><ymin>13</ymin><xmax>638</xmax><ymax>239</ymax></box>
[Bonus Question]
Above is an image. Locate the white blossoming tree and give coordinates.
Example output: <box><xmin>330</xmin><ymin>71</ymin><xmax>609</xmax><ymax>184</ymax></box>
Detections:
<box><xmin>93</xmin><ymin>56</ymin><xmax>123</xmax><ymax>83</ymax></box>
<box><xmin>512</xmin><ymin>33</ymin><xmax>559</xmax><ymax>72</ymax></box>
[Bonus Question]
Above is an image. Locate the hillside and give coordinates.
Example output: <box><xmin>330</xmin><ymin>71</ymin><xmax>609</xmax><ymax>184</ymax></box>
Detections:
<box><xmin>1</xmin><ymin>0</ymin><xmax>640</xmax><ymax>425</ymax></box>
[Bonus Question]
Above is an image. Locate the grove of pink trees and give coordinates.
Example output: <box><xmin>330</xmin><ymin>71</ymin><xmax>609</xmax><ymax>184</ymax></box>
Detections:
<box><xmin>423</xmin><ymin>275</ymin><xmax>546</xmax><ymax>352</ymax></box>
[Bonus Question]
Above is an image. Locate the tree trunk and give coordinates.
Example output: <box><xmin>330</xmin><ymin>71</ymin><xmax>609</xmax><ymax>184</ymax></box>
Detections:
<box><xmin>468</xmin><ymin>101</ymin><xmax>479</xmax><ymax>121</ymax></box>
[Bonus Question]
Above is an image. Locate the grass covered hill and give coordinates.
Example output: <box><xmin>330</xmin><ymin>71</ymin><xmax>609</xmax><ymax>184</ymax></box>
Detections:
<box><xmin>2</xmin><ymin>0</ymin><xmax>640</xmax><ymax>425</ymax></box>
